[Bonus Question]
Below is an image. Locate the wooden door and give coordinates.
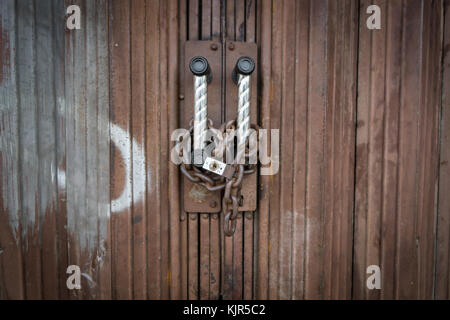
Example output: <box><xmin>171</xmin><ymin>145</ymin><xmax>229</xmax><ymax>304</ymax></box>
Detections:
<box><xmin>0</xmin><ymin>0</ymin><xmax>449</xmax><ymax>300</ymax></box>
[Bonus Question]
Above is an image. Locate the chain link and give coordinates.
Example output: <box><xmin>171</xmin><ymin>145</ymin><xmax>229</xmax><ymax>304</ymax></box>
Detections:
<box><xmin>179</xmin><ymin>118</ymin><xmax>257</xmax><ymax>236</ymax></box>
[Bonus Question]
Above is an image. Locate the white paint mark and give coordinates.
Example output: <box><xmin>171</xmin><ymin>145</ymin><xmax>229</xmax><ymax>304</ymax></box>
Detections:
<box><xmin>56</xmin><ymin>123</ymin><xmax>146</xmax><ymax>215</ymax></box>
<box><xmin>110</xmin><ymin>123</ymin><xmax>146</xmax><ymax>213</ymax></box>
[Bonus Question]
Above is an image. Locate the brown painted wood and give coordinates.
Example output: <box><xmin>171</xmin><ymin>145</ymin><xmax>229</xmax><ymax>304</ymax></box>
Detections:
<box><xmin>110</xmin><ymin>0</ymin><xmax>133</xmax><ymax>300</ymax></box>
<box><xmin>255</xmin><ymin>0</ymin><xmax>271</xmax><ymax>300</ymax></box>
<box><xmin>146</xmin><ymin>0</ymin><xmax>162</xmax><ymax>300</ymax></box>
<box><xmin>437</xmin><ymin>0</ymin><xmax>450</xmax><ymax>300</ymax></box>
<box><xmin>0</xmin><ymin>0</ymin><xmax>448</xmax><ymax>301</ymax></box>
<box><xmin>188</xmin><ymin>214</ymin><xmax>199</xmax><ymax>299</ymax></box>
<box><xmin>130</xmin><ymin>0</ymin><xmax>147</xmax><ymax>300</ymax></box>
<box><xmin>179</xmin><ymin>0</ymin><xmax>189</xmax><ymax>301</ymax></box>
<box><xmin>200</xmin><ymin>214</ymin><xmax>210</xmax><ymax>299</ymax></box>
<box><xmin>354</xmin><ymin>0</ymin><xmax>443</xmax><ymax>300</ymax></box>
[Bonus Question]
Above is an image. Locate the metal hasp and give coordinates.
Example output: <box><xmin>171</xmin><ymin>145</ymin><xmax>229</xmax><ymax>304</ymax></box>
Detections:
<box><xmin>189</xmin><ymin>56</ymin><xmax>211</xmax><ymax>165</ymax></box>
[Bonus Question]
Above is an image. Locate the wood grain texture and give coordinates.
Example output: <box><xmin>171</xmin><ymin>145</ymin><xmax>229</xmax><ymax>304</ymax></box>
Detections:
<box><xmin>436</xmin><ymin>0</ymin><xmax>450</xmax><ymax>300</ymax></box>
<box><xmin>354</xmin><ymin>0</ymin><xmax>443</xmax><ymax>299</ymax></box>
<box><xmin>0</xmin><ymin>0</ymin><xmax>447</xmax><ymax>300</ymax></box>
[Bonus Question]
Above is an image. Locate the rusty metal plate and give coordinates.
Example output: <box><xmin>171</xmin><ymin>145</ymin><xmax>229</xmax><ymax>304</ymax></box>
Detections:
<box><xmin>225</xmin><ymin>41</ymin><xmax>258</xmax><ymax>212</ymax></box>
<box><xmin>183</xmin><ymin>41</ymin><xmax>222</xmax><ymax>213</ymax></box>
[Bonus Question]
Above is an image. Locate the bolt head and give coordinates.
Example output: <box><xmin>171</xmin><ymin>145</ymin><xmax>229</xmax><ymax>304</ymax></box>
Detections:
<box><xmin>209</xmin><ymin>200</ymin><xmax>217</xmax><ymax>208</ymax></box>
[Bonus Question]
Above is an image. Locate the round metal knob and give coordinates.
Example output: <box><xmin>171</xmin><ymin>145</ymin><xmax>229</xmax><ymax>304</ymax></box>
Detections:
<box><xmin>232</xmin><ymin>56</ymin><xmax>255</xmax><ymax>84</ymax></box>
<box><xmin>235</xmin><ymin>56</ymin><xmax>255</xmax><ymax>75</ymax></box>
<box><xmin>189</xmin><ymin>56</ymin><xmax>211</xmax><ymax>77</ymax></box>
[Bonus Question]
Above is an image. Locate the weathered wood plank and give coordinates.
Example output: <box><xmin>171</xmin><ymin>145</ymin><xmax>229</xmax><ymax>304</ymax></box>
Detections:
<box><xmin>0</xmin><ymin>0</ymin><xmax>24</xmax><ymax>300</ymax></box>
<box><xmin>278</xmin><ymin>0</ymin><xmax>295</xmax><ymax>300</ymax></box>
<box><xmin>35</xmin><ymin>0</ymin><xmax>59</xmax><ymax>299</ymax></box>
<box><xmin>267</xmin><ymin>0</ymin><xmax>282</xmax><ymax>300</ymax></box>
<box><xmin>158</xmin><ymin>0</ymin><xmax>170</xmax><ymax>299</ymax></box>
<box><xmin>188</xmin><ymin>214</ymin><xmax>198</xmax><ymax>299</ymax></box>
<box><xmin>96</xmin><ymin>0</ymin><xmax>112</xmax><ymax>300</ymax></box>
<box><xmin>146</xmin><ymin>0</ymin><xmax>162</xmax><ymax>300</ymax></box>
<box><xmin>17</xmin><ymin>0</ymin><xmax>42</xmax><ymax>299</ymax></box>
<box><xmin>130</xmin><ymin>0</ymin><xmax>147</xmax><ymax>300</ymax></box>
<box><xmin>255</xmin><ymin>0</ymin><xmax>271</xmax><ymax>300</ymax></box>
<box><xmin>304</xmin><ymin>0</ymin><xmax>328</xmax><ymax>299</ymax></box>
<box><xmin>110</xmin><ymin>0</ymin><xmax>133</xmax><ymax>299</ymax></box>
<box><xmin>436</xmin><ymin>0</ymin><xmax>450</xmax><ymax>300</ymax></box>
<box><xmin>167</xmin><ymin>0</ymin><xmax>182</xmax><ymax>300</ymax></box>
<box><xmin>53</xmin><ymin>0</ymin><xmax>69</xmax><ymax>300</ymax></box>
<box><xmin>291</xmin><ymin>0</ymin><xmax>309</xmax><ymax>300</ymax></box>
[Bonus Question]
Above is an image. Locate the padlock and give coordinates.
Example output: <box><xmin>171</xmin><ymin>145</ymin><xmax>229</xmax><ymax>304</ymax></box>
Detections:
<box><xmin>202</xmin><ymin>157</ymin><xmax>235</xmax><ymax>180</ymax></box>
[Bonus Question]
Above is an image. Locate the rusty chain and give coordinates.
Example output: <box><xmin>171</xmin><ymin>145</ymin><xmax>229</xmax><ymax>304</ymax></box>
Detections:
<box><xmin>178</xmin><ymin>118</ymin><xmax>258</xmax><ymax>236</ymax></box>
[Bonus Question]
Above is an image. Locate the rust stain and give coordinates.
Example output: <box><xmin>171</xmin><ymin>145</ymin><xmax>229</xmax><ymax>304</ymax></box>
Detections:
<box><xmin>188</xmin><ymin>184</ymin><xmax>210</xmax><ymax>203</ymax></box>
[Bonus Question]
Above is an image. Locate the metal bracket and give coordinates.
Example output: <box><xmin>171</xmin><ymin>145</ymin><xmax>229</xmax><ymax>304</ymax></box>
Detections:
<box><xmin>182</xmin><ymin>40</ymin><xmax>258</xmax><ymax>213</ymax></box>
<box><xmin>226</xmin><ymin>41</ymin><xmax>258</xmax><ymax>212</ymax></box>
<box><xmin>183</xmin><ymin>41</ymin><xmax>222</xmax><ymax>213</ymax></box>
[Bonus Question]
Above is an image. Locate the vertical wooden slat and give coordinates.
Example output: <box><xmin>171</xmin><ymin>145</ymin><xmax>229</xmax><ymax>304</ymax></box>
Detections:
<box><xmin>291</xmin><ymin>0</ymin><xmax>309</xmax><ymax>300</ymax></box>
<box><xmin>304</xmin><ymin>0</ymin><xmax>327</xmax><ymax>299</ymax></box>
<box><xmin>379</xmin><ymin>0</ymin><xmax>402</xmax><ymax>300</ymax></box>
<box><xmin>209</xmin><ymin>214</ymin><xmax>220</xmax><ymax>300</ymax></box>
<box><xmin>266</xmin><ymin>0</ymin><xmax>282</xmax><ymax>300</ymax></box>
<box><xmin>335</xmin><ymin>0</ymin><xmax>357</xmax><ymax>299</ymax></box>
<box><xmin>110</xmin><ymin>0</ymin><xmax>132</xmax><ymax>299</ymax></box>
<box><xmin>209</xmin><ymin>1</ymin><xmax>221</xmax><ymax>301</ymax></box>
<box><xmin>96</xmin><ymin>0</ymin><xmax>112</xmax><ymax>300</ymax></box>
<box><xmin>146</xmin><ymin>0</ymin><xmax>162</xmax><ymax>300</ymax></box>
<box><xmin>235</xmin><ymin>0</ymin><xmax>245</xmax><ymax>41</ymax></box>
<box><xmin>158</xmin><ymin>0</ymin><xmax>170</xmax><ymax>300</ymax></box>
<box><xmin>199</xmin><ymin>0</ymin><xmax>213</xmax><ymax>300</ymax></box>
<box><xmin>64</xmin><ymin>0</ymin><xmax>76</xmax><ymax>300</ymax></box>
<box><xmin>416</xmin><ymin>0</ymin><xmax>442</xmax><ymax>299</ymax></box>
<box><xmin>83</xmin><ymin>0</ymin><xmax>100</xmax><ymax>299</ymax></box>
<box><xmin>131</xmin><ymin>0</ymin><xmax>147</xmax><ymax>300</ymax></box>
<box><xmin>202</xmin><ymin>0</ymin><xmax>212</xmax><ymax>39</ymax></box>
<box><xmin>189</xmin><ymin>0</ymin><xmax>200</xmax><ymax>40</ymax></box>
<box><xmin>53</xmin><ymin>0</ymin><xmax>69</xmax><ymax>300</ymax></box>
<box><xmin>200</xmin><ymin>213</ymin><xmax>210</xmax><ymax>299</ymax></box>
<box><xmin>278</xmin><ymin>0</ymin><xmax>296</xmax><ymax>300</ymax></box>
<box><xmin>168</xmin><ymin>0</ymin><xmax>181</xmax><ymax>300</ymax></box>
<box><xmin>395</xmin><ymin>0</ymin><xmax>422</xmax><ymax>299</ymax></box>
<box><xmin>188</xmin><ymin>214</ymin><xmax>199</xmax><ymax>299</ymax></box>
<box><xmin>0</xmin><ymin>0</ymin><xmax>25</xmax><ymax>300</ymax></box>
<box><xmin>243</xmin><ymin>212</ymin><xmax>253</xmax><ymax>299</ymax></box>
<box><xmin>211</xmin><ymin>0</ymin><xmax>221</xmax><ymax>39</ymax></box>
<box><xmin>353</xmin><ymin>0</ymin><xmax>372</xmax><ymax>300</ymax></box>
<box><xmin>232</xmin><ymin>215</ymin><xmax>243</xmax><ymax>299</ymax></box>
<box><xmin>35</xmin><ymin>0</ymin><xmax>58</xmax><ymax>299</ymax></box>
<box><xmin>245</xmin><ymin>0</ymin><xmax>256</xmax><ymax>42</ymax></box>
<box><xmin>436</xmin><ymin>0</ymin><xmax>450</xmax><ymax>300</ymax></box>
<box><xmin>358</xmin><ymin>0</ymin><xmax>387</xmax><ymax>300</ymax></box>
<box><xmin>17</xmin><ymin>0</ymin><xmax>42</xmax><ymax>300</ymax></box>
<box><xmin>226</xmin><ymin>0</ymin><xmax>235</xmax><ymax>40</ymax></box>
<box><xmin>322</xmin><ymin>0</ymin><xmax>337</xmax><ymax>300</ymax></box>
<box><xmin>179</xmin><ymin>0</ymin><xmax>189</xmax><ymax>300</ymax></box>
<box><xmin>355</xmin><ymin>0</ymin><xmax>443</xmax><ymax>300</ymax></box>
<box><xmin>256</xmin><ymin>0</ymin><xmax>271</xmax><ymax>300</ymax></box>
